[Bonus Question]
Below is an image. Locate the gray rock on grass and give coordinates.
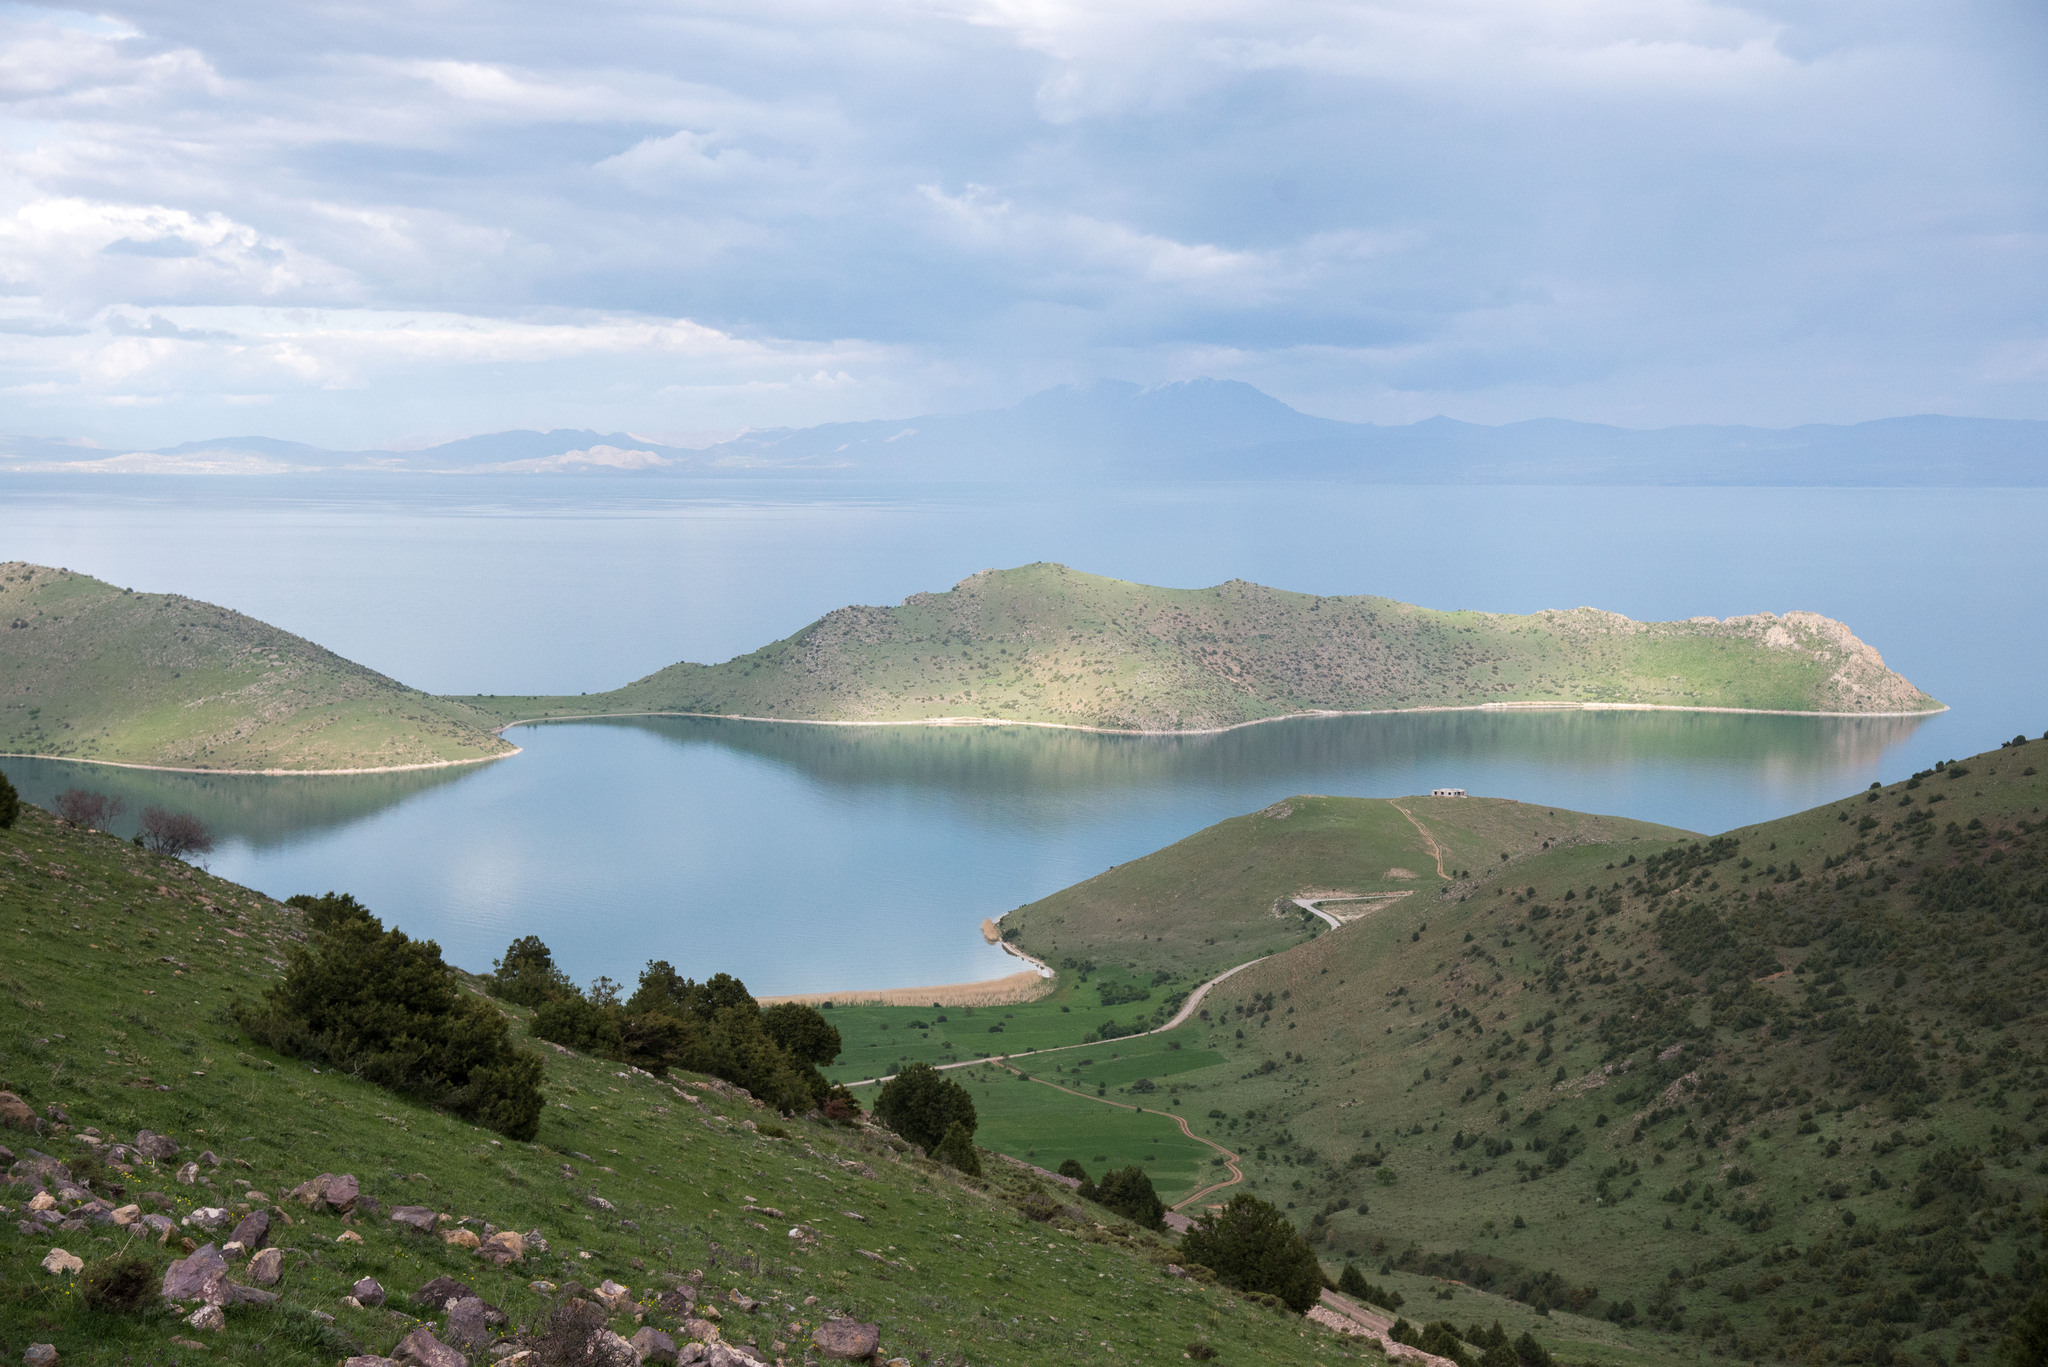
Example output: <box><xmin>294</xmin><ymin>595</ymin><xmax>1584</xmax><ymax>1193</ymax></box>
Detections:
<box><xmin>353</xmin><ymin>1276</ymin><xmax>387</xmax><ymax>1306</ymax></box>
<box><xmin>630</xmin><ymin>1327</ymin><xmax>679</xmax><ymax>1364</ymax></box>
<box><xmin>444</xmin><ymin>1297</ymin><xmax>496</xmax><ymax>1351</ymax></box>
<box><xmin>250</xmin><ymin>1247</ymin><xmax>284</xmax><ymax>1285</ymax></box>
<box><xmin>410</xmin><ymin>1275</ymin><xmax>477</xmax><ymax>1309</ymax></box>
<box><xmin>391</xmin><ymin>1327</ymin><xmax>468</xmax><ymax>1367</ymax></box>
<box><xmin>812</xmin><ymin>1319</ymin><xmax>880</xmax><ymax>1360</ymax></box>
<box><xmin>391</xmin><ymin>1205</ymin><xmax>439</xmax><ymax>1232</ymax></box>
<box><xmin>162</xmin><ymin>1244</ymin><xmax>228</xmax><ymax>1302</ymax></box>
<box><xmin>229</xmin><ymin>1208</ymin><xmax>271</xmax><ymax>1251</ymax></box>
<box><xmin>24</xmin><ymin>1344</ymin><xmax>59</xmax><ymax>1366</ymax></box>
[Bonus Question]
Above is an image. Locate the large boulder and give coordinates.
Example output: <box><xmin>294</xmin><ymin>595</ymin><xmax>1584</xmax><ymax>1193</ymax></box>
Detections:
<box><xmin>162</xmin><ymin>1244</ymin><xmax>229</xmax><ymax>1302</ymax></box>
<box><xmin>23</xmin><ymin>1346</ymin><xmax>58</xmax><ymax>1367</ymax></box>
<box><xmin>0</xmin><ymin>1092</ymin><xmax>39</xmax><ymax>1133</ymax></box>
<box><xmin>410</xmin><ymin>1275</ymin><xmax>477</xmax><ymax>1310</ymax></box>
<box><xmin>182</xmin><ymin>1207</ymin><xmax>231</xmax><ymax>1232</ymax></box>
<box><xmin>390</xmin><ymin>1327</ymin><xmax>467</xmax><ymax>1367</ymax></box>
<box><xmin>390</xmin><ymin>1205</ymin><xmax>439</xmax><ymax>1232</ymax></box>
<box><xmin>291</xmin><ymin>1173</ymin><xmax>359</xmax><ymax>1212</ymax></box>
<box><xmin>352</xmin><ymin>1276</ymin><xmax>386</xmax><ymax>1306</ymax></box>
<box><xmin>229</xmin><ymin>1208</ymin><xmax>271</xmax><ymax>1252</ymax></box>
<box><xmin>249</xmin><ymin>1248</ymin><xmax>284</xmax><ymax>1285</ymax></box>
<box><xmin>812</xmin><ymin>1319</ymin><xmax>880</xmax><ymax>1361</ymax></box>
<box><xmin>630</xmin><ymin>1328</ymin><xmax>679</xmax><ymax>1364</ymax></box>
<box><xmin>40</xmin><ymin>1249</ymin><xmax>83</xmax><ymax>1276</ymax></box>
<box><xmin>443</xmin><ymin>1297</ymin><xmax>495</xmax><ymax>1351</ymax></box>
<box><xmin>476</xmin><ymin>1230</ymin><xmax>524</xmax><ymax>1266</ymax></box>
<box><xmin>442</xmin><ymin>1227</ymin><xmax>481</xmax><ymax>1249</ymax></box>
<box><xmin>133</xmin><ymin>1129</ymin><xmax>178</xmax><ymax>1160</ymax></box>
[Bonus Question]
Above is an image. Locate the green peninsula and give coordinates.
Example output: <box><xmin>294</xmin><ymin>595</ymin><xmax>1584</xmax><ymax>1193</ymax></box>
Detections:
<box><xmin>471</xmin><ymin>562</ymin><xmax>1939</xmax><ymax>733</ymax></box>
<box><xmin>0</xmin><ymin>561</ymin><xmax>511</xmax><ymax>771</ymax></box>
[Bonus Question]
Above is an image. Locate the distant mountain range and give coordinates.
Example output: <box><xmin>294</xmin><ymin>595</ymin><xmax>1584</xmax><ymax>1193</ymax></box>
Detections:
<box><xmin>5</xmin><ymin>378</ymin><xmax>2044</xmax><ymax>484</ymax></box>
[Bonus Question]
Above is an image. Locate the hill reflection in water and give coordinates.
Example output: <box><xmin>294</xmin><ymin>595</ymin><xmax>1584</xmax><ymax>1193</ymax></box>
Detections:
<box><xmin>0</xmin><ymin>707</ymin><xmax>1932</xmax><ymax>995</ymax></box>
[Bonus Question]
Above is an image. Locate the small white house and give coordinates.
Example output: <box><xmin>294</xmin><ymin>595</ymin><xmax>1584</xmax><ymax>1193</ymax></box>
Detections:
<box><xmin>1431</xmin><ymin>787</ymin><xmax>1468</xmax><ymax>798</ymax></box>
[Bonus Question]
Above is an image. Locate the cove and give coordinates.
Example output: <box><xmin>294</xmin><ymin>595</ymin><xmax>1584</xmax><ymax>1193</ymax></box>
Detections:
<box><xmin>0</xmin><ymin>706</ymin><xmax>1932</xmax><ymax>996</ymax></box>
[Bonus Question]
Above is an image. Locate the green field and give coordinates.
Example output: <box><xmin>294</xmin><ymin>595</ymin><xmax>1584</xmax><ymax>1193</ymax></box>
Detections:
<box><xmin>896</xmin><ymin>739</ymin><xmax>2048</xmax><ymax>1365</ymax></box>
<box><xmin>0</xmin><ymin>562</ymin><xmax>510</xmax><ymax>771</ymax></box>
<box><xmin>461</xmin><ymin>562</ymin><xmax>1941</xmax><ymax>733</ymax></box>
<box><xmin>0</xmin><ymin>805</ymin><xmax>1378</xmax><ymax>1366</ymax></box>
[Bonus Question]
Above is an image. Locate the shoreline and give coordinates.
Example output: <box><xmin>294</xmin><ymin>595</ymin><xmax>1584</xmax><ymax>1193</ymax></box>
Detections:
<box><xmin>0</xmin><ymin>694</ymin><xmax>1944</xmax><ymax>775</ymax></box>
<box><xmin>756</xmin><ymin>968</ymin><xmax>1054</xmax><ymax>1009</ymax></box>
<box><xmin>0</xmin><ymin>744</ymin><xmax>521</xmax><ymax>777</ymax></box>
<box><xmin>487</xmin><ymin>695</ymin><xmax>1948</xmax><ymax>741</ymax></box>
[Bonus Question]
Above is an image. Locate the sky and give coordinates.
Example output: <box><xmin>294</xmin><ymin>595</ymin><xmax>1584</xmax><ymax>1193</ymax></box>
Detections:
<box><xmin>0</xmin><ymin>0</ymin><xmax>2044</xmax><ymax>449</ymax></box>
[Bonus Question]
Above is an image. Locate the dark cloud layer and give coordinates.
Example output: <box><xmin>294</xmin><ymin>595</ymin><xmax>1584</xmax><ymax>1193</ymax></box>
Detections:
<box><xmin>1</xmin><ymin>0</ymin><xmax>2043</xmax><ymax>446</ymax></box>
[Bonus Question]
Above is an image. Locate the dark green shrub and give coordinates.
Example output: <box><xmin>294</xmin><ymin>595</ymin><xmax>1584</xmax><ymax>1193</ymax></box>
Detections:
<box><xmin>761</xmin><ymin>1002</ymin><xmax>842</xmax><ymax>1066</ymax></box>
<box><xmin>1338</xmin><ymin>1262</ymin><xmax>1403</xmax><ymax>1309</ymax></box>
<box><xmin>0</xmin><ymin>770</ymin><xmax>18</xmax><ymax>829</ymax></box>
<box><xmin>874</xmin><ymin>1062</ymin><xmax>977</xmax><ymax>1151</ymax></box>
<box><xmin>932</xmin><ymin>1120</ymin><xmax>983</xmax><ymax>1176</ymax></box>
<box><xmin>236</xmin><ymin>893</ymin><xmax>546</xmax><ymax>1140</ymax></box>
<box><xmin>1090</xmin><ymin>1165</ymin><xmax>1164</xmax><ymax>1229</ymax></box>
<box><xmin>1179</xmin><ymin>1194</ymin><xmax>1324</xmax><ymax>1313</ymax></box>
<box><xmin>82</xmin><ymin>1254</ymin><xmax>155</xmax><ymax>1313</ymax></box>
<box><xmin>533</xmin><ymin>993</ymin><xmax>623</xmax><ymax>1055</ymax></box>
<box><xmin>489</xmin><ymin>935</ymin><xmax>577</xmax><ymax>1007</ymax></box>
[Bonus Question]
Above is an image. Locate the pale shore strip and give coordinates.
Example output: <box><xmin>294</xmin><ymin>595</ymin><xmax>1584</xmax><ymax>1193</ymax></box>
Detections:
<box><xmin>490</xmin><ymin>695</ymin><xmax>1946</xmax><ymax>742</ymax></box>
<box><xmin>757</xmin><ymin>969</ymin><xmax>1054</xmax><ymax>1009</ymax></box>
<box><xmin>0</xmin><ymin>744</ymin><xmax>519</xmax><ymax>777</ymax></box>
<box><xmin>0</xmin><ymin>695</ymin><xmax>1943</xmax><ymax>776</ymax></box>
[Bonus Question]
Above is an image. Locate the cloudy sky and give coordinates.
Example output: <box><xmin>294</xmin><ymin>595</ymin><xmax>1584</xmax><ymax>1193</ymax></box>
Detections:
<box><xmin>1</xmin><ymin>0</ymin><xmax>2044</xmax><ymax>447</ymax></box>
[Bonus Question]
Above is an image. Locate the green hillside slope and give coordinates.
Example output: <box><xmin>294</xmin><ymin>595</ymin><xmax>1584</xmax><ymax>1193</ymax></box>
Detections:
<box><xmin>0</xmin><ymin>562</ymin><xmax>512</xmax><ymax>771</ymax></box>
<box><xmin>465</xmin><ymin>562</ymin><xmax>1941</xmax><ymax>733</ymax></box>
<box><xmin>0</xmin><ymin>806</ymin><xmax>1371</xmax><ymax>1367</ymax></box>
<box><xmin>970</xmin><ymin>736</ymin><xmax>2048</xmax><ymax>1365</ymax></box>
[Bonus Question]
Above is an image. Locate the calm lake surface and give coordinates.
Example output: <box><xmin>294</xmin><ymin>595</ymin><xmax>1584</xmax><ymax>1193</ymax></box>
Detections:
<box><xmin>2</xmin><ymin>477</ymin><xmax>2041</xmax><ymax>993</ymax></box>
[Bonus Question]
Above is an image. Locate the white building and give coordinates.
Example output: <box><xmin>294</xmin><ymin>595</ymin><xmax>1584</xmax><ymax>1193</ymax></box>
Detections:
<box><xmin>1431</xmin><ymin>787</ymin><xmax>1468</xmax><ymax>798</ymax></box>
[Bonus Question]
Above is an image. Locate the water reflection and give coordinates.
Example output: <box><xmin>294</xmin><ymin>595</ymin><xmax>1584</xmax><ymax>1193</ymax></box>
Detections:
<box><xmin>0</xmin><ymin>706</ymin><xmax>1934</xmax><ymax>993</ymax></box>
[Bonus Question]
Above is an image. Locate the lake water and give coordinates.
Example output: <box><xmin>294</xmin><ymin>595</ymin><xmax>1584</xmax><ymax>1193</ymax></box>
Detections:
<box><xmin>2</xmin><ymin>477</ymin><xmax>2042</xmax><ymax>994</ymax></box>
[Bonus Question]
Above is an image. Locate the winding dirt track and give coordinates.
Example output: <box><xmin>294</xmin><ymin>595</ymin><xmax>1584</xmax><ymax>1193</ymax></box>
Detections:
<box><xmin>1388</xmin><ymin>799</ymin><xmax>1449</xmax><ymax>878</ymax></box>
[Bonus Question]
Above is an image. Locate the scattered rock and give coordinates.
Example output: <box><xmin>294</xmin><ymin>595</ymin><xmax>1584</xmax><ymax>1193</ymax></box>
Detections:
<box><xmin>391</xmin><ymin>1205</ymin><xmax>439</xmax><ymax>1232</ymax></box>
<box><xmin>724</xmin><ymin>1291</ymin><xmax>760</xmax><ymax>1313</ymax></box>
<box><xmin>0</xmin><ymin>1093</ymin><xmax>39</xmax><ymax>1133</ymax></box>
<box><xmin>586</xmin><ymin>1195</ymin><xmax>616</xmax><ymax>1212</ymax></box>
<box><xmin>183</xmin><ymin>1207</ymin><xmax>231</xmax><ymax>1231</ymax></box>
<box><xmin>443</xmin><ymin>1227</ymin><xmax>481</xmax><ymax>1249</ymax></box>
<box><xmin>162</xmin><ymin>1244</ymin><xmax>229</xmax><ymax>1302</ymax></box>
<box><xmin>26</xmin><ymin>1192</ymin><xmax>56</xmax><ymax>1213</ymax></box>
<box><xmin>229</xmin><ymin>1208</ymin><xmax>271</xmax><ymax>1251</ymax></box>
<box><xmin>250</xmin><ymin>1248</ymin><xmax>284</xmax><ymax>1285</ymax></box>
<box><xmin>527</xmin><ymin>1280</ymin><xmax>557</xmax><ymax>1294</ymax></box>
<box><xmin>446</xmin><ymin>1297</ymin><xmax>502</xmax><ymax>1351</ymax></box>
<box><xmin>589</xmin><ymin>1332</ymin><xmax>639</xmax><ymax>1367</ymax></box>
<box><xmin>682</xmin><ymin>1319</ymin><xmax>720</xmax><ymax>1344</ymax></box>
<box><xmin>631</xmin><ymin>1328</ymin><xmax>679</xmax><ymax>1364</ymax></box>
<box><xmin>168</xmin><ymin>1340</ymin><xmax>210</xmax><ymax>1354</ymax></box>
<box><xmin>593</xmin><ymin>1279</ymin><xmax>633</xmax><ymax>1312</ymax></box>
<box><xmin>141</xmin><ymin>1213</ymin><xmax>176</xmax><ymax>1241</ymax></box>
<box><xmin>391</xmin><ymin>1327</ymin><xmax>467</xmax><ymax>1367</ymax></box>
<box><xmin>175</xmin><ymin>1162</ymin><xmax>199</xmax><ymax>1185</ymax></box>
<box><xmin>476</xmin><ymin>1230</ymin><xmax>524</xmax><ymax>1266</ymax></box>
<box><xmin>702</xmin><ymin>1345</ymin><xmax>767</xmax><ymax>1367</ymax></box>
<box><xmin>110</xmin><ymin>1203</ymin><xmax>141</xmax><ymax>1226</ymax></box>
<box><xmin>291</xmin><ymin>1172</ymin><xmax>359</xmax><ymax>1212</ymax></box>
<box><xmin>335</xmin><ymin>1229</ymin><xmax>363</xmax><ymax>1244</ymax></box>
<box><xmin>342</xmin><ymin>1358</ymin><xmax>400</xmax><ymax>1367</ymax></box>
<box><xmin>812</xmin><ymin>1319</ymin><xmax>880</xmax><ymax>1360</ymax></box>
<box><xmin>226</xmin><ymin>1283</ymin><xmax>279</xmax><ymax>1307</ymax></box>
<box><xmin>411</xmin><ymin>1275</ymin><xmax>477</xmax><ymax>1310</ymax></box>
<box><xmin>654</xmin><ymin>1287</ymin><xmax>696</xmax><ymax>1316</ymax></box>
<box><xmin>197</xmin><ymin>1150</ymin><xmax>220</xmax><ymax>1167</ymax></box>
<box><xmin>23</xmin><ymin>1346</ymin><xmax>59</xmax><ymax>1367</ymax></box>
<box><xmin>40</xmin><ymin>1248</ymin><xmax>83</xmax><ymax>1276</ymax></box>
<box><xmin>187</xmin><ymin>1304</ymin><xmax>226</xmax><ymax>1332</ymax></box>
<box><xmin>523</xmin><ymin>1230</ymin><xmax>549</xmax><ymax>1255</ymax></box>
<box><xmin>134</xmin><ymin>1129</ymin><xmax>178</xmax><ymax>1160</ymax></box>
<box><xmin>351</xmin><ymin>1275</ymin><xmax>385</xmax><ymax>1306</ymax></box>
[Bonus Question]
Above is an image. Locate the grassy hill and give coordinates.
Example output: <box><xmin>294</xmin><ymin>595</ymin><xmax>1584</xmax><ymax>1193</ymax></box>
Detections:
<box><xmin>911</xmin><ymin>735</ymin><xmax>2048</xmax><ymax>1366</ymax></box>
<box><xmin>461</xmin><ymin>563</ymin><xmax>1941</xmax><ymax>733</ymax></box>
<box><xmin>0</xmin><ymin>562</ymin><xmax>511</xmax><ymax>771</ymax></box>
<box><xmin>0</xmin><ymin>805</ymin><xmax>1377</xmax><ymax>1367</ymax></box>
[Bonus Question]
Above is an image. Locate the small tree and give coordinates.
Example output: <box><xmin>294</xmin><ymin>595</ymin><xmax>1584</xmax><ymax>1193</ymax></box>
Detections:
<box><xmin>53</xmin><ymin>788</ymin><xmax>122</xmax><ymax>830</ymax></box>
<box><xmin>139</xmin><ymin>805</ymin><xmax>213</xmax><ymax>859</ymax></box>
<box><xmin>874</xmin><ymin>1062</ymin><xmax>977</xmax><ymax>1152</ymax></box>
<box><xmin>1090</xmin><ymin>1165</ymin><xmax>1164</xmax><ymax>1229</ymax></box>
<box><xmin>932</xmin><ymin>1120</ymin><xmax>982</xmax><ymax>1176</ymax></box>
<box><xmin>1178</xmin><ymin>1193</ymin><xmax>1324</xmax><ymax>1313</ymax></box>
<box><xmin>0</xmin><ymin>771</ymin><xmax>17</xmax><ymax>829</ymax></box>
<box><xmin>489</xmin><ymin>935</ymin><xmax>576</xmax><ymax>1007</ymax></box>
<box><xmin>761</xmin><ymin>1002</ymin><xmax>842</xmax><ymax>1066</ymax></box>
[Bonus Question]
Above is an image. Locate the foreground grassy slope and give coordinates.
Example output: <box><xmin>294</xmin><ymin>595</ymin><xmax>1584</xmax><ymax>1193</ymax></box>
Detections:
<box><xmin>0</xmin><ymin>808</ymin><xmax>1369</xmax><ymax>1367</ymax></box>
<box><xmin>462</xmin><ymin>563</ymin><xmax>1940</xmax><ymax>733</ymax></box>
<box><xmin>0</xmin><ymin>563</ymin><xmax>511</xmax><ymax>771</ymax></box>
<box><xmin>973</xmin><ymin>738</ymin><xmax>2048</xmax><ymax>1366</ymax></box>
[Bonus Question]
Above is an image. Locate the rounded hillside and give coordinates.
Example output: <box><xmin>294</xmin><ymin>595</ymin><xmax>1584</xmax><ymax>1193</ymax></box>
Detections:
<box><xmin>0</xmin><ymin>561</ymin><xmax>512</xmax><ymax>772</ymax></box>
<box><xmin>473</xmin><ymin>562</ymin><xmax>1941</xmax><ymax>732</ymax></box>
